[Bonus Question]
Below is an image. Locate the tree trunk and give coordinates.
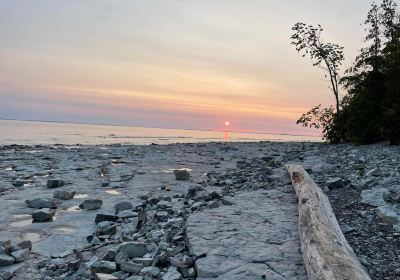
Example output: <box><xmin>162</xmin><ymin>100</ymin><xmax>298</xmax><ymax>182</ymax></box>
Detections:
<box><xmin>285</xmin><ymin>164</ymin><xmax>371</xmax><ymax>280</ymax></box>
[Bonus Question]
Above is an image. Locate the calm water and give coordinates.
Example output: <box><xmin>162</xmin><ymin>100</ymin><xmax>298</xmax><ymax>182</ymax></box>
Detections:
<box><xmin>0</xmin><ymin>120</ymin><xmax>321</xmax><ymax>145</ymax></box>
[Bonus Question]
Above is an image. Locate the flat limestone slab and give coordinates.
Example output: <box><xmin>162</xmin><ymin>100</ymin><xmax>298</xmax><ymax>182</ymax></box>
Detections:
<box><xmin>187</xmin><ymin>188</ymin><xmax>307</xmax><ymax>280</ymax></box>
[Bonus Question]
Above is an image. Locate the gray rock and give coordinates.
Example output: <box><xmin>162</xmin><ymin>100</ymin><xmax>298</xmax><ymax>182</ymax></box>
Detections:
<box><xmin>46</xmin><ymin>179</ymin><xmax>65</xmax><ymax>188</ymax></box>
<box><xmin>120</xmin><ymin>262</ymin><xmax>143</xmax><ymax>274</ymax></box>
<box><xmin>117</xmin><ymin>210</ymin><xmax>137</xmax><ymax>219</ymax></box>
<box><xmin>95</xmin><ymin>213</ymin><xmax>117</xmax><ymax>224</ymax></box>
<box><xmin>95</xmin><ymin>273</ymin><xmax>118</xmax><ymax>280</ymax></box>
<box><xmin>25</xmin><ymin>198</ymin><xmax>57</xmax><ymax>209</ymax></box>
<box><xmin>10</xmin><ymin>249</ymin><xmax>29</xmax><ymax>262</ymax></box>
<box><xmin>375</xmin><ymin>205</ymin><xmax>400</xmax><ymax>225</ymax></box>
<box><xmin>126</xmin><ymin>276</ymin><xmax>143</xmax><ymax>280</ymax></box>
<box><xmin>16</xmin><ymin>241</ymin><xmax>32</xmax><ymax>250</ymax></box>
<box><xmin>53</xmin><ymin>190</ymin><xmax>75</xmax><ymax>200</ymax></box>
<box><xmin>173</xmin><ymin>170</ymin><xmax>190</xmax><ymax>181</ymax></box>
<box><xmin>114</xmin><ymin>201</ymin><xmax>133</xmax><ymax>213</ymax></box>
<box><xmin>116</xmin><ymin>242</ymin><xmax>149</xmax><ymax>258</ymax></box>
<box><xmin>0</xmin><ymin>254</ymin><xmax>15</xmax><ymax>267</ymax></box>
<box><xmin>80</xmin><ymin>199</ymin><xmax>102</xmax><ymax>210</ymax></box>
<box><xmin>157</xmin><ymin>201</ymin><xmax>172</xmax><ymax>210</ymax></box>
<box><xmin>361</xmin><ymin>188</ymin><xmax>389</xmax><ymax>207</ymax></box>
<box><xmin>140</xmin><ymin>266</ymin><xmax>160</xmax><ymax>277</ymax></box>
<box><xmin>90</xmin><ymin>261</ymin><xmax>117</xmax><ymax>274</ymax></box>
<box><xmin>155</xmin><ymin>211</ymin><xmax>169</xmax><ymax>222</ymax></box>
<box><xmin>163</xmin><ymin>266</ymin><xmax>182</xmax><ymax>280</ymax></box>
<box><xmin>326</xmin><ymin>177</ymin><xmax>343</xmax><ymax>190</ymax></box>
<box><xmin>97</xmin><ymin>221</ymin><xmax>117</xmax><ymax>235</ymax></box>
<box><xmin>32</xmin><ymin>208</ymin><xmax>56</xmax><ymax>222</ymax></box>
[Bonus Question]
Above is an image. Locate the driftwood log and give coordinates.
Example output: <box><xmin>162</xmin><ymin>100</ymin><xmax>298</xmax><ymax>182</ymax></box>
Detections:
<box><xmin>285</xmin><ymin>164</ymin><xmax>371</xmax><ymax>280</ymax></box>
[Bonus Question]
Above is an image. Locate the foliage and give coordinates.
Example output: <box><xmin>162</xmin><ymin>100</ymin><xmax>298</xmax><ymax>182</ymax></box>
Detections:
<box><xmin>293</xmin><ymin>0</ymin><xmax>400</xmax><ymax>145</ymax></box>
<box><xmin>291</xmin><ymin>23</ymin><xmax>344</xmax><ymax>114</ymax></box>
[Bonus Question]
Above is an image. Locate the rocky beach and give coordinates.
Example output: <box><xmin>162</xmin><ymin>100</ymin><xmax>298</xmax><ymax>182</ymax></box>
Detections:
<box><xmin>0</xmin><ymin>141</ymin><xmax>399</xmax><ymax>280</ymax></box>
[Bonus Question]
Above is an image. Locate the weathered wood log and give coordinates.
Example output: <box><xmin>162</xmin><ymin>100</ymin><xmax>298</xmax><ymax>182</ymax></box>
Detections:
<box><xmin>285</xmin><ymin>164</ymin><xmax>371</xmax><ymax>280</ymax></box>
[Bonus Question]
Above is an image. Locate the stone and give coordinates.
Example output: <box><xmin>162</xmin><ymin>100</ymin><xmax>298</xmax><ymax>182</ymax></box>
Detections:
<box><xmin>208</xmin><ymin>201</ymin><xmax>219</xmax><ymax>209</ymax></box>
<box><xmin>133</xmin><ymin>258</ymin><xmax>153</xmax><ymax>267</ymax></box>
<box><xmin>173</xmin><ymin>170</ymin><xmax>190</xmax><ymax>181</ymax></box>
<box><xmin>90</xmin><ymin>261</ymin><xmax>117</xmax><ymax>274</ymax></box>
<box><xmin>181</xmin><ymin>267</ymin><xmax>195</xmax><ymax>278</ymax></box>
<box><xmin>120</xmin><ymin>262</ymin><xmax>143</xmax><ymax>274</ymax></box>
<box><xmin>97</xmin><ymin>221</ymin><xmax>117</xmax><ymax>235</ymax></box>
<box><xmin>79</xmin><ymin>199</ymin><xmax>102</xmax><ymax>210</ymax></box>
<box><xmin>46</xmin><ymin>180</ymin><xmax>65</xmax><ymax>188</ymax></box>
<box><xmin>0</xmin><ymin>254</ymin><xmax>15</xmax><ymax>267</ymax></box>
<box><xmin>155</xmin><ymin>211</ymin><xmax>169</xmax><ymax>222</ymax></box>
<box><xmin>10</xmin><ymin>249</ymin><xmax>29</xmax><ymax>262</ymax></box>
<box><xmin>53</xmin><ymin>190</ymin><xmax>75</xmax><ymax>200</ymax></box>
<box><xmin>162</xmin><ymin>266</ymin><xmax>182</xmax><ymax>280</ymax></box>
<box><xmin>117</xmin><ymin>210</ymin><xmax>137</xmax><ymax>219</ymax></box>
<box><xmin>16</xmin><ymin>241</ymin><xmax>32</xmax><ymax>250</ymax></box>
<box><xmin>140</xmin><ymin>266</ymin><xmax>160</xmax><ymax>277</ymax></box>
<box><xmin>326</xmin><ymin>177</ymin><xmax>343</xmax><ymax>190</ymax></box>
<box><xmin>376</xmin><ymin>205</ymin><xmax>400</xmax><ymax>225</ymax></box>
<box><xmin>157</xmin><ymin>201</ymin><xmax>172</xmax><ymax>209</ymax></box>
<box><xmin>361</xmin><ymin>188</ymin><xmax>389</xmax><ymax>207</ymax></box>
<box><xmin>116</xmin><ymin>242</ymin><xmax>149</xmax><ymax>258</ymax></box>
<box><xmin>95</xmin><ymin>213</ymin><xmax>117</xmax><ymax>224</ymax></box>
<box><xmin>186</xmin><ymin>187</ymin><xmax>197</xmax><ymax>200</ymax></box>
<box><xmin>95</xmin><ymin>273</ymin><xmax>118</xmax><ymax>280</ymax></box>
<box><xmin>25</xmin><ymin>198</ymin><xmax>57</xmax><ymax>209</ymax></box>
<box><xmin>32</xmin><ymin>208</ymin><xmax>56</xmax><ymax>222</ymax></box>
<box><xmin>126</xmin><ymin>276</ymin><xmax>143</xmax><ymax>280</ymax></box>
<box><xmin>114</xmin><ymin>201</ymin><xmax>133</xmax><ymax>213</ymax></box>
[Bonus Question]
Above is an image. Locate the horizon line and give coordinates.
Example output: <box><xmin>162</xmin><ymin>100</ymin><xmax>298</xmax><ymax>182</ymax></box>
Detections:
<box><xmin>0</xmin><ymin>117</ymin><xmax>322</xmax><ymax>138</ymax></box>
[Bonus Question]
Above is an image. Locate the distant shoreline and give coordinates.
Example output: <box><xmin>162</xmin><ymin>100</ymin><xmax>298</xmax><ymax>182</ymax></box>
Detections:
<box><xmin>0</xmin><ymin>118</ymin><xmax>321</xmax><ymax>139</ymax></box>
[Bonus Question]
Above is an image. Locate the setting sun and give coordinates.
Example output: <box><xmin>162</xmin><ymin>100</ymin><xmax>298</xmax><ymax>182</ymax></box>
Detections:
<box><xmin>225</xmin><ymin>121</ymin><xmax>230</xmax><ymax>126</ymax></box>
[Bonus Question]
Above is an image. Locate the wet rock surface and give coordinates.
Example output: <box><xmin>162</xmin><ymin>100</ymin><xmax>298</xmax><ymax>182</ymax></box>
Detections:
<box><xmin>0</xmin><ymin>142</ymin><xmax>399</xmax><ymax>279</ymax></box>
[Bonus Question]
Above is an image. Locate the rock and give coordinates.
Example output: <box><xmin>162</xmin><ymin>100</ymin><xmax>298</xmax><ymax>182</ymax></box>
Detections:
<box><xmin>126</xmin><ymin>276</ymin><xmax>144</xmax><ymax>280</ymax></box>
<box><xmin>181</xmin><ymin>267</ymin><xmax>195</xmax><ymax>278</ymax></box>
<box><xmin>157</xmin><ymin>201</ymin><xmax>172</xmax><ymax>209</ymax></box>
<box><xmin>133</xmin><ymin>258</ymin><xmax>153</xmax><ymax>267</ymax></box>
<box><xmin>173</xmin><ymin>170</ymin><xmax>190</xmax><ymax>181</ymax></box>
<box><xmin>163</xmin><ymin>266</ymin><xmax>182</xmax><ymax>280</ymax></box>
<box><xmin>95</xmin><ymin>213</ymin><xmax>117</xmax><ymax>224</ymax></box>
<box><xmin>117</xmin><ymin>210</ymin><xmax>137</xmax><ymax>219</ymax></box>
<box><xmin>46</xmin><ymin>180</ymin><xmax>65</xmax><ymax>188</ymax></box>
<box><xmin>186</xmin><ymin>187</ymin><xmax>197</xmax><ymax>200</ymax></box>
<box><xmin>155</xmin><ymin>211</ymin><xmax>169</xmax><ymax>222</ymax></box>
<box><xmin>0</xmin><ymin>254</ymin><xmax>15</xmax><ymax>267</ymax></box>
<box><xmin>140</xmin><ymin>266</ymin><xmax>160</xmax><ymax>277</ymax></box>
<box><xmin>361</xmin><ymin>188</ymin><xmax>390</xmax><ymax>207</ymax></box>
<box><xmin>95</xmin><ymin>273</ymin><xmax>118</xmax><ymax>280</ymax></box>
<box><xmin>114</xmin><ymin>201</ymin><xmax>133</xmax><ymax>213</ymax></box>
<box><xmin>208</xmin><ymin>201</ymin><xmax>219</xmax><ymax>209</ymax></box>
<box><xmin>120</xmin><ymin>262</ymin><xmax>143</xmax><ymax>274</ymax></box>
<box><xmin>326</xmin><ymin>177</ymin><xmax>343</xmax><ymax>190</ymax></box>
<box><xmin>375</xmin><ymin>205</ymin><xmax>400</xmax><ymax>225</ymax></box>
<box><xmin>340</xmin><ymin>224</ymin><xmax>357</xmax><ymax>234</ymax></box>
<box><xmin>97</xmin><ymin>221</ymin><xmax>117</xmax><ymax>235</ymax></box>
<box><xmin>90</xmin><ymin>261</ymin><xmax>117</xmax><ymax>274</ymax></box>
<box><xmin>116</xmin><ymin>242</ymin><xmax>149</xmax><ymax>258</ymax></box>
<box><xmin>10</xmin><ymin>249</ymin><xmax>29</xmax><ymax>262</ymax></box>
<box><xmin>79</xmin><ymin>199</ymin><xmax>102</xmax><ymax>210</ymax></box>
<box><xmin>0</xmin><ymin>269</ymin><xmax>13</xmax><ymax>280</ymax></box>
<box><xmin>25</xmin><ymin>198</ymin><xmax>57</xmax><ymax>209</ymax></box>
<box><xmin>53</xmin><ymin>190</ymin><xmax>75</xmax><ymax>200</ymax></box>
<box><xmin>32</xmin><ymin>208</ymin><xmax>56</xmax><ymax>222</ymax></box>
<box><xmin>16</xmin><ymin>241</ymin><xmax>32</xmax><ymax>250</ymax></box>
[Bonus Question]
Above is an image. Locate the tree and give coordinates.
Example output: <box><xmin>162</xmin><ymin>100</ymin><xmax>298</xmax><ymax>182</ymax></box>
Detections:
<box><xmin>291</xmin><ymin>23</ymin><xmax>345</xmax><ymax>115</ymax></box>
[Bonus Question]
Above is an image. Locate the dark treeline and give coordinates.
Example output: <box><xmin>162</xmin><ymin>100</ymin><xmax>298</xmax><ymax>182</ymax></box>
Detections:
<box><xmin>292</xmin><ymin>0</ymin><xmax>400</xmax><ymax>145</ymax></box>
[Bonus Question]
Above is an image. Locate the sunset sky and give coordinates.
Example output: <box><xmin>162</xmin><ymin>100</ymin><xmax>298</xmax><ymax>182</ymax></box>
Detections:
<box><xmin>0</xmin><ymin>1</ymin><xmax>374</xmax><ymax>135</ymax></box>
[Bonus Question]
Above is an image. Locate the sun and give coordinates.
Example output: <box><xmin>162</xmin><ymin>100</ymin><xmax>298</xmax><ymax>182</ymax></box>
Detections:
<box><xmin>225</xmin><ymin>121</ymin><xmax>230</xmax><ymax>126</ymax></box>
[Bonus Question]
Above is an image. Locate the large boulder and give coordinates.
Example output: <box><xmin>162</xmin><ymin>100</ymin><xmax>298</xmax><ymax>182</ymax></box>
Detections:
<box><xmin>25</xmin><ymin>198</ymin><xmax>57</xmax><ymax>209</ymax></box>
<box><xmin>114</xmin><ymin>201</ymin><xmax>133</xmax><ymax>213</ymax></box>
<box><xmin>0</xmin><ymin>254</ymin><xmax>15</xmax><ymax>267</ymax></box>
<box><xmin>46</xmin><ymin>180</ymin><xmax>65</xmax><ymax>188</ymax></box>
<box><xmin>32</xmin><ymin>208</ymin><xmax>56</xmax><ymax>222</ymax></box>
<box><xmin>53</xmin><ymin>190</ymin><xmax>75</xmax><ymax>200</ymax></box>
<box><xmin>360</xmin><ymin>188</ymin><xmax>389</xmax><ymax>207</ymax></box>
<box><xmin>80</xmin><ymin>199</ymin><xmax>102</xmax><ymax>210</ymax></box>
<box><xmin>10</xmin><ymin>249</ymin><xmax>29</xmax><ymax>262</ymax></box>
<box><xmin>173</xmin><ymin>170</ymin><xmax>190</xmax><ymax>181</ymax></box>
<box><xmin>376</xmin><ymin>205</ymin><xmax>400</xmax><ymax>225</ymax></box>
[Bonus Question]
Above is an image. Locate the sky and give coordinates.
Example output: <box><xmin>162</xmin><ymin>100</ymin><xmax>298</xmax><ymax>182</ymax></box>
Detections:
<box><xmin>0</xmin><ymin>0</ymin><xmax>374</xmax><ymax>135</ymax></box>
